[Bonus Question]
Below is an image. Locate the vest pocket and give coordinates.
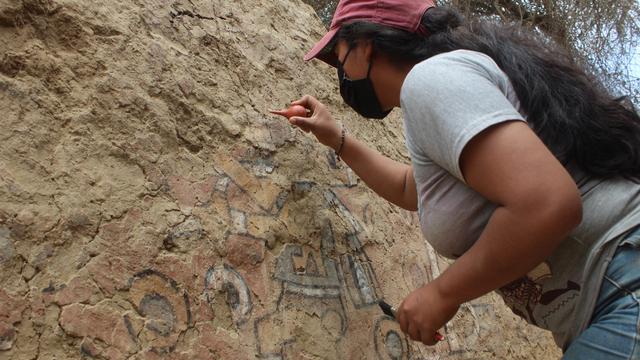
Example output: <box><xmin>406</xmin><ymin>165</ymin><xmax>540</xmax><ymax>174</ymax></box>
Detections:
<box><xmin>619</xmin><ymin>224</ymin><xmax>640</xmax><ymax>248</ymax></box>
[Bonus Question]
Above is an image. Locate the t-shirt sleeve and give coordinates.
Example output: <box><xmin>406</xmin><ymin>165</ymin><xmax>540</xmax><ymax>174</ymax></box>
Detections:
<box><xmin>401</xmin><ymin>51</ymin><xmax>526</xmax><ymax>184</ymax></box>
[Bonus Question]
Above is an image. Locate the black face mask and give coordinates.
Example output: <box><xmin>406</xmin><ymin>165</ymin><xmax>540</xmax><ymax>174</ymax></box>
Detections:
<box><xmin>337</xmin><ymin>47</ymin><xmax>391</xmax><ymax>119</ymax></box>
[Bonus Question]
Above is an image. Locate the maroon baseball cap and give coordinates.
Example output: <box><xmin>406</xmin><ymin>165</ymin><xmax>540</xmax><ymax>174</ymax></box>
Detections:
<box><xmin>304</xmin><ymin>0</ymin><xmax>437</xmax><ymax>67</ymax></box>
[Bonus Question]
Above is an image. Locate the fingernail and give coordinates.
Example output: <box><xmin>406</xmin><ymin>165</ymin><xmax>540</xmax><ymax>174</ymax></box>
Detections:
<box><xmin>435</xmin><ymin>333</ymin><xmax>444</xmax><ymax>342</ymax></box>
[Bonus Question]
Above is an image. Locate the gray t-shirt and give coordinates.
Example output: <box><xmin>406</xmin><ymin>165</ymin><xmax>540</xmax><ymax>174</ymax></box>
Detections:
<box><xmin>400</xmin><ymin>49</ymin><xmax>640</xmax><ymax>349</ymax></box>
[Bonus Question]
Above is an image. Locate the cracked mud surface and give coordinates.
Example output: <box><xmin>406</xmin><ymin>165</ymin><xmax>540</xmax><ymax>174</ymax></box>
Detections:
<box><xmin>0</xmin><ymin>0</ymin><xmax>561</xmax><ymax>359</ymax></box>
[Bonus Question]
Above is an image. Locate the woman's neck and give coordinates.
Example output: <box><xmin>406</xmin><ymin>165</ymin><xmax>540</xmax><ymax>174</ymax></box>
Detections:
<box><xmin>372</xmin><ymin>57</ymin><xmax>416</xmax><ymax>110</ymax></box>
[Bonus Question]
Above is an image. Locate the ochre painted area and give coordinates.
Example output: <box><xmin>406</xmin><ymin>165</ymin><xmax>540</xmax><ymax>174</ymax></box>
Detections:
<box><xmin>0</xmin><ymin>0</ymin><xmax>560</xmax><ymax>358</ymax></box>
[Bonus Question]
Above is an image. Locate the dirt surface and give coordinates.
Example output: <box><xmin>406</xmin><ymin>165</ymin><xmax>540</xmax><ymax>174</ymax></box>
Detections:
<box><xmin>0</xmin><ymin>0</ymin><xmax>561</xmax><ymax>358</ymax></box>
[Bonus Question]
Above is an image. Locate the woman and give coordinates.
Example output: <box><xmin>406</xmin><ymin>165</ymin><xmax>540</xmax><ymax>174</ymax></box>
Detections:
<box><xmin>289</xmin><ymin>0</ymin><xmax>640</xmax><ymax>358</ymax></box>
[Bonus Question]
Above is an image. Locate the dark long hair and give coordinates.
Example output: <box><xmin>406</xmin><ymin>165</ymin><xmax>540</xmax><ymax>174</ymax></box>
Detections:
<box><xmin>334</xmin><ymin>7</ymin><xmax>640</xmax><ymax>182</ymax></box>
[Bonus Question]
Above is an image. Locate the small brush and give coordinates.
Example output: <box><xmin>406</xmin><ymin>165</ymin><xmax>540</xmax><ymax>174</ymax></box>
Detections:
<box><xmin>377</xmin><ymin>300</ymin><xmax>445</xmax><ymax>342</ymax></box>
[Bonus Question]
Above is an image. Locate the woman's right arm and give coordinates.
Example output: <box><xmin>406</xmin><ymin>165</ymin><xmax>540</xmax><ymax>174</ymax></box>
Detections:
<box><xmin>289</xmin><ymin>95</ymin><xmax>417</xmax><ymax>211</ymax></box>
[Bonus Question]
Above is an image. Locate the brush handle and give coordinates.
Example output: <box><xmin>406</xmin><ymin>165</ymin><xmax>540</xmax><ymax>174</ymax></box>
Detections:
<box><xmin>378</xmin><ymin>300</ymin><xmax>397</xmax><ymax>318</ymax></box>
<box><xmin>377</xmin><ymin>300</ymin><xmax>445</xmax><ymax>342</ymax></box>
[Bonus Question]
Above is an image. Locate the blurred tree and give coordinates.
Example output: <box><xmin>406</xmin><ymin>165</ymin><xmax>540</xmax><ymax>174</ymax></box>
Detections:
<box><xmin>302</xmin><ymin>0</ymin><xmax>639</xmax><ymax>103</ymax></box>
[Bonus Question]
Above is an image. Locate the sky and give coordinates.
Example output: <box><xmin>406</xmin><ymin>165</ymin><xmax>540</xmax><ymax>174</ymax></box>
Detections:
<box><xmin>626</xmin><ymin>44</ymin><xmax>640</xmax><ymax>100</ymax></box>
<box><xmin>631</xmin><ymin>1</ymin><xmax>640</xmax><ymax>80</ymax></box>
<box><xmin>632</xmin><ymin>46</ymin><xmax>640</xmax><ymax>79</ymax></box>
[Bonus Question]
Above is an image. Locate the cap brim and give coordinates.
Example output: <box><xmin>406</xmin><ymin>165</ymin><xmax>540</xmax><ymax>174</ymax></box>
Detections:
<box><xmin>304</xmin><ymin>27</ymin><xmax>339</xmax><ymax>68</ymax></box>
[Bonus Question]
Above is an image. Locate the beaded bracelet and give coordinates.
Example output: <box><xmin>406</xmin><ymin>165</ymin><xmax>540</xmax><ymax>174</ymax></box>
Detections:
<box><xmin>335</xmin><ymin>126</ymin><xmax>346</xmax><ymax>161</ymax></box>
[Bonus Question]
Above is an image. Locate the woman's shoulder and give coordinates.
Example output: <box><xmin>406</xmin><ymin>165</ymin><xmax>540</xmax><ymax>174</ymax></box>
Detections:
<box><xmin>402</xmin><ymin>49</ymin><xmax>508</xmax><ymax>102</ymax></box>
<box><xmin>410</xmin><ymin>49</ymin><xmax>503</xmax><ymax>80</ymax></box>
<box><xmin>423</xmin><ymin>49</ymin><xmax>493</xmax><ymax>63</ymax></box>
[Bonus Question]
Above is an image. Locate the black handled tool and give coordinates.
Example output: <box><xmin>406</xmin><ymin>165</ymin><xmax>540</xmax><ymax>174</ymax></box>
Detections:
<box><xmin>378</xmin><ymin>300</ymin><xmax>397</xmax><ymax>318</ymax></box>
<box><xmin>377</xmin><ymin>300</ymin><xmax>445</xmax><ymax>342</ymax></box>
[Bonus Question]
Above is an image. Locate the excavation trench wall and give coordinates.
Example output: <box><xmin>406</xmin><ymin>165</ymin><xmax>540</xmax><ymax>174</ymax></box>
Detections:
<box><xmin>0</xmin><ymin>0</ymin><xmax>559</xmax><ymax>358</ymax></box>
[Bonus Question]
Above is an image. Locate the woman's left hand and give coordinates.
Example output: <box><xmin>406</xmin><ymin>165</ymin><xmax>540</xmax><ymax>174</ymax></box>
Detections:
<box><xmin>396</xmin><ymin>282</ymin><xmax>460</xmax><ymax>346</ymax></box>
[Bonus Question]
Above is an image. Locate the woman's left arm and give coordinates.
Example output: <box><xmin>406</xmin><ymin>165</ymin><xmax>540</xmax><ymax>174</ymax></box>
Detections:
<box><xmin>397</xmin><ymin>120</ymin><xmax>583</xmax><ymax>345</ymax></box>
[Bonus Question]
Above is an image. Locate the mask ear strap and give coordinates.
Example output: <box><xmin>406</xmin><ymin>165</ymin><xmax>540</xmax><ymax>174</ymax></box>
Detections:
<box><xmin>339</xmin><ymin>46</ymin><xmax>353</xmax><ymax>66</ymax></box>
<box><xmin>366</xmin><ymin>48</ymin><xmax>374</xmax><ymax>78</ymax></box>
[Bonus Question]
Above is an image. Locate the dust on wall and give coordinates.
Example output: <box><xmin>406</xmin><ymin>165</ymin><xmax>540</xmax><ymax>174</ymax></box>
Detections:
<box><xmin>0</xmin><ymin>0</ymin><xmax>560</xmax><ymax>358</ymax></box>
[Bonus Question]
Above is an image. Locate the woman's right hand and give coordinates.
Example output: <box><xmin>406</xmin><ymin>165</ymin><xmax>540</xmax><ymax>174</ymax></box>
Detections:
<box><xmin>288</xmin><ymin>95</ymin><xmax>342</xmax><ymax>151</ymax></box>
